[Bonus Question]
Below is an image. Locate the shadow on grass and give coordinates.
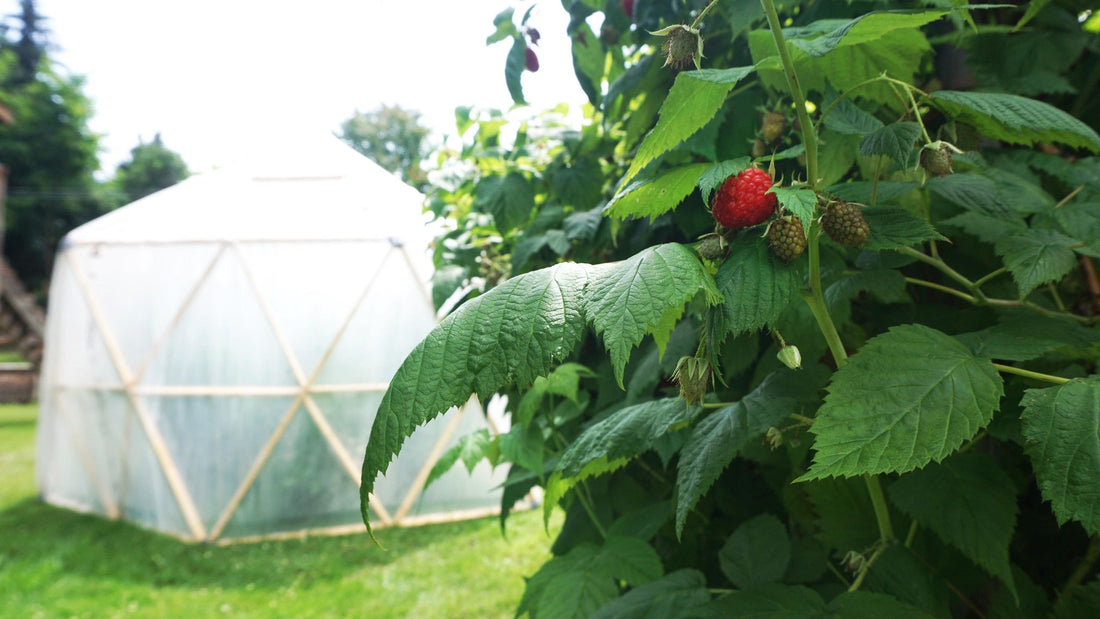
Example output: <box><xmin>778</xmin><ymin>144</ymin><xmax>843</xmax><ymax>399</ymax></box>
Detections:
<box><xmin>0</xmin><ymin>498</ymin><xmax>508</xmax><ymax>591</ymax></box>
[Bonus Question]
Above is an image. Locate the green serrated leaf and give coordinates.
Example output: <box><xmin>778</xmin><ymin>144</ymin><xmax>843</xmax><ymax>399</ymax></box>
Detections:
<box><xmin>888</xmin><ymin>453</ymin><xmax>1018</xmax><ymax>599</ymax></box>
<box><xmin>824</xmin><ymin>97</ymin><xmax>885</xmax><ymax>136</ymax></box>
<box><xmin>713</xmin><ymin>235</ymin><xmax>803</xmax><ymax>341</ymax></box>
<box><xmin>791</xmin><ymin>10</ymin><xmax>950</xmax><ymax>57</ymax></box>
<box><xmin>929</xmin><ymin>91</ymin><xmax>1100</xmax><ymax>152</ymax></box>
<box><xmin>1054</xmin><ymin>578</ymin><xmax>1100</xmax><ymax>619</ymax></box>
<box><xmin>863</xmin><ymin>545</ymin><xmax>953</xmax><ymax>618</ymax></box>
<box><xmin>827</xmin><ymin>181</ymin><xmax>919</xmax><ymax>205</ymax></box>
<box><xmin>361</xmin><ymin>262</ymin><xmax>590</xmax><ymax>536</ymax></box>
<box><xmin>827</xmin><ymin>591</ymin><xmax>934</xmax><ymax>618</ymax></box>
<box><xmin>475</xmin><ymin>172</ymin><xmax>534</xmax><ymax>231</ymax></box>
<box><xmin>590</xmin><ymin>569</ymin><xmax>711</xmax><ymax>619</ymax></box>
<box><xmin>585</xmin><ymin>244</ymin><xmax>721</xmax><ymax>387</ymax></box>
<box><xmin>698</xmin><ymin>158</ymin><xmax>752</xmax><ymax>203</ymax></box>
<box><xmin>620</xmin><ymin>67</ymin><xmax>756</xmax><ymax>189</ymax></box>
<box><xmin>940</xmin><ymin>211</ymin><xmax>1027</xmax><ymax>245</ymax></box>
<box><xmin>422</xmin><ymin>429</ymin><xmax>494</xmax><ymax>493</ymax></box>
<box><xmin>557</xmin><ymin>398</ymin><xmax>703</xmax><ymax>479</ymax></box>
<box><xmin>826</xmin><ymin>269</ymin><xmax>911</xmax><ymax>310</ymax></box>
<box><xmin>1021</xmin><ymin>378</ymin><xmax>1100</xmax><ymax>535</ymax></box>
<box><xmin>606</xmin><ymin>163</ymin><xmax>711</xmax><ymax>221</ymax></box>
<box><xmin>700</xmin><ymin>584</ymin><xmax>827</xmax><ymax>617</ymax></box>
<box><xmin>994</xmin><ymin>229</ymin><xmax>1078</xmax><ymax>298</ymax></box>
<box><xmin>676</xmin><ymin>368</ymin><xmax>827</xmax><ymax>535</ymax></box>
<box><xmin>750</xmin><ymin>27</ymin><xmax>931</xmax><ymax>107</ymax></box>
<box><xmin>862</xmin><ymin>206</ymin><xmax>947</xmax><ymax>251</ymax></box>
<box><xmin>800</xmin><ymin>324</ymin><xmax>1003</xmax><ymax>480</ymax></box>
<box><xmin>956</xmin><ymin>313</ymin><xmax>1097</xmax><ymax>362</ymax></box>
<box><xmin>572</xmin><ymin>22</ymin><xmax>605</xmax><ymax>105</ymax></box>
<box><xmin>719</xmin><ymin>514</ymin><xmax>792</xmax><ymax>589</ymax></box>
<box><xmin>926</xmin><ymin>173</ymin><xmax>1014</xmax><ymax>217</ymax></box>
<box><xmin>859</xmin><ymin>122</ymin><xmax>922</xmax><ymax>169</ymax></box>
<box><xmin>771</xmin><ymin>186</ymin><xmax>818</xmax><ymax>232</ymax></box>
<box><xmin>505</xmin><ymin>37</ymin><xmax>527</xmax><ymax>105</ymax></box>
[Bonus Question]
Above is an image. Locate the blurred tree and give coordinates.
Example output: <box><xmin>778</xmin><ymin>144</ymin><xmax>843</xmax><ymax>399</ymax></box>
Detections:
<box><xmin>111</xmin><ymin>133</ymin><xmax>189</xmax><ymax>205</ymax></box>
<box><xmin>0</xmin><ymin>3</ymin><xmax>102</xmax><ymax>296</ymax></box>
<box><xmin>337</xmin><ymin>104</ymin><xmax>431</xmax><ymax>191</ymax></box>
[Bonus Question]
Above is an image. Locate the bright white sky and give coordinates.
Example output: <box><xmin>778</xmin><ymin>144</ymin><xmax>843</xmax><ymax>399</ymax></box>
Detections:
<box><xmin>10</xmin><ymin>1</ymin><xmax>590</xmax><ymax>174</ymax></box>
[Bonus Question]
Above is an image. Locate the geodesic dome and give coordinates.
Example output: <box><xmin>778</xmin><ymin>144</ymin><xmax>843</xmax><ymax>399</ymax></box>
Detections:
<box><xmin>35</xmin><ymin>136</ymin><xmax>505</xmax><ymax>543</ymax></box>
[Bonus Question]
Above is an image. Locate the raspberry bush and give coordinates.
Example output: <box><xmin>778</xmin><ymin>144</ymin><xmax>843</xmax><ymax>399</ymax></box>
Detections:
<box><xmin>362</xmin><ymin>2</ymin><xmax>1100</xmax><ymax>616</ymax></box>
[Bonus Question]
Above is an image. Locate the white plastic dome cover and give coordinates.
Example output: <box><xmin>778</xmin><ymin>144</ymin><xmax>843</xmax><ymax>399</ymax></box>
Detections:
<box><xmin>36</xmin><ymin>135</ymin><xmax>505</xmax><ymax>542</ymax></box>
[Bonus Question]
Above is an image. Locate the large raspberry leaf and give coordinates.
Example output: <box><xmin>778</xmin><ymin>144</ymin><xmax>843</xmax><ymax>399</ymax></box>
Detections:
<box><xmin>994</xmin><ymin>229</ymin><xmax>1079</xmax><ymax>299</ymax></box>
<box><xmin>360</xmin><ymin>243</ymin><xmax>719</xmax><ymax>537</ymax></box>
<box><xmin>1021</xmin><ymin>377</ymin><xmax>1100</xmax><ymax>536</ymax></box>
<box><xmin>799</xmin><ymin>324</ymin><xmax>1003</xmax><ymax>480</ymax></box>
<box><xmin>929</xmin><ymin>91</ymin><xmax>1100</xmax><ymax>152</ymax></box>
<box><xmin>675</xmin><ymin>367</ymin><xmax>827</xmax><ymax>536</ymax></box>
<box><xmin>619</xmin><ymin>66</ymin><xmax>755</xmax><ymax>189</ymax></box>
<box><xmin>711</xmin><ymin>235</ymin><xmax>803</xmax><ymax>341</ymax></box>
<box><xmin>606</xmin><ymin>163</ymin><xmax>710</xmax><ymax>221</ymax></box>
<box><xmin>888</xmin><ymin>453</ymin><xmax>1019</xmax><ymax>601</ymax></box>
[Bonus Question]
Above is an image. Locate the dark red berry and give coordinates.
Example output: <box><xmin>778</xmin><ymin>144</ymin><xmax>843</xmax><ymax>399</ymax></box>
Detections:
<box><xmin>525</xmin><ymin>48</ymin><xmax>539</xmax><ymax>72</ymax></box>
<box><xmin>712</xmin><ymin>168</ymin><xmax>777</xmax><ymax>230</ymax></box>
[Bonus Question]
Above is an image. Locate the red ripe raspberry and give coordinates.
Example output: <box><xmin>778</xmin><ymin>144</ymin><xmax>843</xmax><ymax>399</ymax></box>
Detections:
<box><xmin>712</xmin><ymin>167</ymin><xmax>777</xmax><ymax>230</ymax></box>
<box><xmin>525</xmin><ymin>48</ymin><xmax>539</xmax><ymax>72</ymax></box>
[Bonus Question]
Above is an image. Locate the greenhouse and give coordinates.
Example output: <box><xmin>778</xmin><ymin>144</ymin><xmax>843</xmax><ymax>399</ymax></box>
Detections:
<box><xmin>35</xmin><ymin>136</ymin><xmax>505</xmax><ymax>543</ymax></box>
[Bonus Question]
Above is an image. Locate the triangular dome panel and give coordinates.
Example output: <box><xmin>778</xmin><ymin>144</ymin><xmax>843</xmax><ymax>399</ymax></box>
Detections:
<box><xmin>220</xmin><ymin>407</ymin><xmax>360</xmax><ymax>539</ymax></box>
<box><xmin>314</xmin><ymin>249</ymin><xmax>435</xmax><ymax>386</ymax></box>
<box><xmin>235</xmin><ymin>240</ymin><xmax>394</xmax><ymax>375</ymax></box>
<box><xmin>145</xmin><ymin>395</ymin><xmax>298</xmax><ymax>532</ymax></box>
<box><xmin>140</xmin><ymin>248</ymin><xmax>299</xmax><ymax>387</ymax></box>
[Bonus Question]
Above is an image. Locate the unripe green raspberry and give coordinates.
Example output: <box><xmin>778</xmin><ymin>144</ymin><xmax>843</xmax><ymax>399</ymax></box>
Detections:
<box><xmin>761</xmin><ymin>111</ymin><xmax>786</xmax><ymax>143</ymax></box>
<box><xmin>766</xmin><ymin>216</ymin><xmax>807</xmax><ymax>262</ymax></box>
<box><xmin>919</xmin><ymin>140</ymin><xmax>960</xmax><ymax>177</ymax></box>
<box><xmin>696</xmin><ymin>233</ymin><xmax>728</xmax><ymax>262</ymax></box>
<box><xmin>821</xmin><ymin>202</ymin><xmax>870</xmax><ymax>248</ymax></box>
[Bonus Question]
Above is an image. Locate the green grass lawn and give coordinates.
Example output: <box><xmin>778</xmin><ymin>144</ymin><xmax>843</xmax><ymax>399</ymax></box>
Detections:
<box><xmin>0</xmin><ymin>404</ymin><xmax>557</xmax><ymax>618</ymax></box>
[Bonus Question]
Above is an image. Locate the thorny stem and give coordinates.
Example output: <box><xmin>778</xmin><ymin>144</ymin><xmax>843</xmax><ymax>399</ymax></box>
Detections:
<box><xmin>1062</xmin><ymin>536</ymin><xmax>1100</xmax><ymax>599</ymax></box>
<box><xmin>761</xmin><ymin>0</ymin><xmax>818</xmax><ymax>187</ymax></box>
<box><xmin>864</xmin><ymin>475</ymin><xmax>896</xmax><ymax>542</ymax></box>
<box><xmin>993</xmin><ymin>363</ymin><xmax>1071</xmax><ymax>385</ymax></box>
<box><xmin>789</xmin><ymin>413</ymin><xmax>815</xmax><ymax>425</ymax></box>
<box><xmin>801</xmin><ymin>225</ymin><xmax>849</xmax><ymax>367</ymax></box>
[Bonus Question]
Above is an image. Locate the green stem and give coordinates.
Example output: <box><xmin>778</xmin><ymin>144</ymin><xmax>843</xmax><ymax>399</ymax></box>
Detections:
<box><xmin>864</xmin><ymin>475</ymin><xmax>895</xmax><ymax>542</ymax></box>
<box><xmin>1048</xmin><ymin>283</ymin><xmax>1068</xmax><ymax>312</ymax></box>
<box><xmin>904</xmin><ymin>277</ymin><xmax>977</xmax><ymax>303</ymax></box>
<box><xmin>902</xmin><ymin>82</ymin><xmax>933</xmax><ymax>144</ymax></box>
<box><xmin>1062</xmin><ymin>536</ymin><xmax>1100</xmax><ymax>598</ymax></box>
<box><xmin>801</xmin><ymin>226</ymin><xmax>849</xmax><ymax>367</ymax></box>
<box><xmin>985</xmin><ymin>298</ymin><xmax>1097</xmax><ymax>325</ymax></box>
<box><xmin>575</xmin><ymin>482</ymin><xmax>608</xmax><ymax>540</ymax></box>
<box><xmin>789</xmin><ymin>413</ymin><xmax>815</xmax><ymax>425</ymax></box>
<box><xmin>973</xmin><ymin>267</ymin><xmax>1008</xmax><ymax>289</ymax></box>
<box><xmin>691</xmin><ymin>0</ymin><xmax>721</xmax><ymax>29</ymax></box>
<box><xmin>848</xmin><ymin>542</ymin><xmax>888</xmax><ymax>592</ymax></box>
<box><xmin>904</xmin><ymin>521</ymin><xmax>918</xmax><ymax>549</ymax></box>
<box><xmin>814</xmin><ymin>74</ymin><xmax>890</xmax><ymax>130</ymax></box>
<box><xmin>958</xmin><ymin>430</ymin><xmax>988</xmax><ymax>454</ymax></box>
<box><xmin>897</xmin><ymin>246</ymin><xmax>985</xmax><ymax>301</ymax></box>
<box><xmin>1055</xmin><ymin>185</ymin><xmax>1085</xmax><ymax>209</ymax></box>
<box><xmin>826</xmin><ymin>560</ymin><xmax>852</xmax><ymax>588</ymax></box>
<box><xmin>761</xmin><ymin>0</ymin><xmax>818</xmax><ymax>187</ymax></box>
<box><xmin>993</xmin><ymin>363</ymin><xmax>1071</xmax><ymax>385</ymax></box>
